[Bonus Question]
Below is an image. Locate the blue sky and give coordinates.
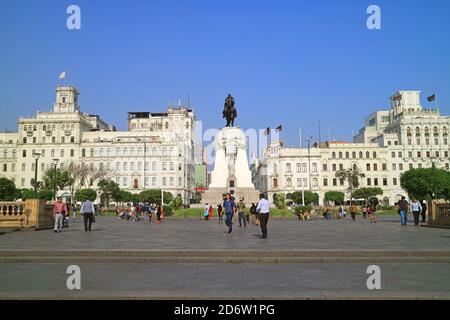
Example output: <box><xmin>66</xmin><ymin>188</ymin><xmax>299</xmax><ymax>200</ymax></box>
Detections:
<box><xmin>0</xmin><ymin>0</ymin><xmax>449</xmax><ymax>147</ymax></box>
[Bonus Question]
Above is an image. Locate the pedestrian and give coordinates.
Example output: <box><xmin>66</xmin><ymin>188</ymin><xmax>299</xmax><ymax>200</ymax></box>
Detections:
<box><xmin>80</xmin><ymin>198</ymin><xmax>95</xmax><ymax>232</ymax></box>
<box><xmin>250</xmin><ymin>203</ymin><xmax>257</xmax><ymax>225</ymax></box>
<box><xmin>421</xmin><ymin>200</ymin><xmax>427</xmax><ymax>223</ymax></box>
<box><xmin>410</xmin><ymin>197</ymin><xmax>423</xmax><ymax>227</ymax></box>
<box><xmin>63</xmin><ymin>202</ymin><xmax>70</xmax><ymax>228</ymax></box>
<box><xmin>53</xmin><ymin>196</ymin><xmax>67</xmax><ymax>233</ymax></box>
<box><xmin>367</xmin><ymin>205</ymin><xmax>377</xmax><ymax>223</ymax></box>
<box><xmin>217</xmin><ymin>204</ymin><xmax>224</xmax><ymax>223</ymax></box>
<box><xmin>208</xmin><ymin>204</ymin><xmax>213</xmax><ymax>220</ymax></box>
<box><xmin>362</xmin><ymin>206</ymin><xmax>367</xmax><ymax>219</ymax></box>
<box><xmin>142</xmin><ymin>202</ymin><xmax>151</xmax><ymax>222</ymax></box>
<box><xmin>223</xmin><ymin>193</ymin><xmax>236</xmax><ymax>234</ymax></box>
<box><xmin>156</xmin><ymin>203</ymin><xmax>163</xmax><ymax>222</ymax></box>
<box><xmin>323</xmin><ymin>207</ymin><xmax>331</xmax><ymax>220</ymax></box>
<box><xmin>203</xmin><ymin>203</ymin><xmax>209</xmax><ymax>221</ymax></box>
<box><xmin>350</xmin><ymin>202</ymin><xmax>357</xmax><ymax>221</ymax></box>
<box><xmin>338</xmin><ymin>205</ymin><xmax>346</xmax><ymax>219</ymax></box>
<box><xmin>256</xmin><ymin>193</ymin><xmax>270</xmax><ymax>239</ymax></box>
<box><xmin>398</xmin><ymin>196</ymin><xmax>409</xmax><ymax>227</ymax></box>
<box><xmin>237</xmin><ymin>197</ymin><xmax>247</xmax><ymax>228</ymax></box>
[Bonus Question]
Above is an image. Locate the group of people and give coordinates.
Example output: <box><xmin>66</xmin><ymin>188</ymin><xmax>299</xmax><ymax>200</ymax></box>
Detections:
<box><xmin>397</xmin><ymin>196</ymin><xmax>427</xmax><ymax>227</ymax></box>
<box><xmin>220</xmin><ymin>193</ymin><xmax>270</xmax><ymax>239</ymax></box>
<box><xmin>117</xmin><ymin>202</ymin><xmax>164</xmax><ymax>223</ymax></box>
<box><xmin>52</xmin><ymin>196</ymin><xmax>96</xmax><ymax>232</ymax></box>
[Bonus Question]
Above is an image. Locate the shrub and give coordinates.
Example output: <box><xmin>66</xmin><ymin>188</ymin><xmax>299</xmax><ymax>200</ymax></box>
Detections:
<box><xmin>75</xmin><ymin>189</ymin><xmax>97</xmax><ymax>202</ymax></box>
<box><xmin>163</xmin><ymin>204</ymin><xmax>173</xmax><ymax>216</ymax></box>
<box><xmin>294</xmin><ymin>205</ymin><xmax>313</xmax><ymax>215</ymax></box>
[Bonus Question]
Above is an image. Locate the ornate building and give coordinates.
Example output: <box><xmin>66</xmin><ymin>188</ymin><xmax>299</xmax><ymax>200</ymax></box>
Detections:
<box><xmin>0</xmin><ymin>85</ymin><xmax>196</xmax><ymax>203</ymax></box>
<box><xmin>252</xmin><ymin>90</ymin><xmax>450</xmax><ymax>205</ymax></box>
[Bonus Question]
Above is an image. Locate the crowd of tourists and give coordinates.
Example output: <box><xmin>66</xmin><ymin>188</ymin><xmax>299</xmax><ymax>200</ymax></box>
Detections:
<box><xmin>116</xmin><ymin>202</ymin><xmax>164</xmax><ymax>223</ymax></box>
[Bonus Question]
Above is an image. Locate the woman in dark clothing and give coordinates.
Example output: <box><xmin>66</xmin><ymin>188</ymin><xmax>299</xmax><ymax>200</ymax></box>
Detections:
<box><xmin>217</xmin><ymin>204</ymin><xmax>224</xmax><ymax>223</ymax></box>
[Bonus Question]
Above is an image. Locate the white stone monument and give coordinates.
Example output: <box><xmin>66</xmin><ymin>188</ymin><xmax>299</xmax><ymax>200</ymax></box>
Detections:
<box><xmin>202</xmin><ymin>127</ymin><xmax>260</xmax><ymax>206</ymax></box>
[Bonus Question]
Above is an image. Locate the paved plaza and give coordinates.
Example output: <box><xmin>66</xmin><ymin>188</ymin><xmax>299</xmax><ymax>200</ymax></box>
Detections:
<box><xmin>1</xmin><ymin>216</ymin><xmax>450</xmax><ymax>299</ymax></box>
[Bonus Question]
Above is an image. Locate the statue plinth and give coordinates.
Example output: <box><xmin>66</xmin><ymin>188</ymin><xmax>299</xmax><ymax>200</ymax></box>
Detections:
<box><xmin>203</xmin><ymin>127</ymin><xmax>259</xmax><ymax>206</ymax></box>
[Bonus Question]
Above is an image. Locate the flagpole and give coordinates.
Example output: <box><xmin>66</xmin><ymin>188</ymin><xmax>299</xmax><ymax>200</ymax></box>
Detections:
<box><xmin>299</xmin><ymin>128</ymin><xmax>304</xmax><ymax>205</ymax></box>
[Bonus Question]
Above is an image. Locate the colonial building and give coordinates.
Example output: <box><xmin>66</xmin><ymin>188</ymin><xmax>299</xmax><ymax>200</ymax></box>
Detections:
<box><xmin>0</xmin><ymin>85</ymin><xmax>196</xmax><ymax>203</ymax></box>
<box><xmin>253</xmin><ymin>90</ymin><xmax>450</xmax><ymax>205</ymax></box>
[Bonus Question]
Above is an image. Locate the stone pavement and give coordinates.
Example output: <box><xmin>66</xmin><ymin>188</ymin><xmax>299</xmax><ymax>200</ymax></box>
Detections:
<box><xmin>0</xmin><ymin>216</ymin><xmax>449</xmax><ymax>299</ymax></box>
<box><xmin>0</xmin><ymin>215</ymin><xmax>449</xmax><ymax>251</ymax></box>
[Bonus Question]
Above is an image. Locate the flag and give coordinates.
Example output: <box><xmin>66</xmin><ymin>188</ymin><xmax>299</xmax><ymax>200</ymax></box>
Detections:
<box><xmin>393</xmin><ymin>95</ymin><xmax>402</xmax><ymax>101</ymax></box>
<box><xmin>263</xmin><ymin>127</ymin><xmax>270</xmax><ymax>136</ymax></box>
<box><xmin>275</xmin><ymin>125</ymin><xmax>282</xmax><ymax>132</ymax></box>
<box><xmin>427</xmin><ymin>94</ymin><xmax>436</xmax><ymax>102</ymax></box>
<box><xmin>58</xmin><ymin>71</ymin><xmax>66</xmax><ymax>80</ymax></box>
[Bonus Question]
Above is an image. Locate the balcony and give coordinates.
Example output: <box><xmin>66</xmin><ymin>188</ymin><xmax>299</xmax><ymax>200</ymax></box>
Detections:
<box><xmin>45</xmin><ymin>130</ymin><xmax>52</xmax><ymax>136</ymax></box>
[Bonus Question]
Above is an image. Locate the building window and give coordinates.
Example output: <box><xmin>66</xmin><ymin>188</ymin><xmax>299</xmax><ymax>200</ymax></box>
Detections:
<box><xmin>82</xmin><ymin>149</ymin><xmax>86</xmax><ymax>157</ymax></box>
<box><xmin>366</xmin><ymin>151</ymin><xmax>370</xmax><ymax>158</ymax></box>
<box><xmin>152</xmin><ymin>162</ymin><xmax>156</xmax><ymax>170</ymax></box>
<box><xmin>312</xmin><ymin>163</ymin><xmax>317</xmax><ymax>173</ymax></box>
<box><xmin>296</xmin><ymin>163</ymin><xmax>301</xmax><ymax>173</ymax></box>
<box><xmin>374</xmin><ymin>178</ymin><xmax>378</xmax><ymax>186</ymax></box>
<box><xmin>367</xmin><ymin>178</ymin><xmax>371</xmax><ymax>186</ymax></box>
<box><xmin>373</xmin><ymin>163</ymin><xmax>378</xmax><ymax>171</ymax></box>
<box><xmin>116</xmin><ymin>162</ymin><xmax>120</xmax><ymax>171</ymax></box>
<box><xmin>323</xmin><ymin>178</ymin><xmax>328</xmax><ymax>186</ymax></box>
<box><xmin>162</xmin><ymin>162</ymin><xmax>167</xmax><ymax>170</ymax></box>
<box><xmin>296</xmin><ymin>178</ymin><xmax>301</xmax><ymax>187</ymax></box>
<box><xmin>322</xmin><ymin>164</ymin><xmax>328</xmax><ymax>171</ymax></box>
<box><xmin>70</xmin><ymin>149</ymin><xmax>74</xmax><ymax>157</ymax></box>
<box><xmin>22</xmin><ymin>150</ymin><xmax>26</xmax><ymax>157</ymax></box>
<box><xmin>332</xmin><ymin>152</ymin><xmax>336</xmax><ymax>159</ymax></box>
<box><xmin>312</xmin><ymin>178</ymin><xmax>318</xmax><ymax>187</ymax></box>
<box><xmin>339</xmin><ymin>164</ymin><xmax>343</xmax><ymax>170</ymax></box>
<box><xmin>332</xmin><ymin>164</ymin><xmax>337</xmax><ymax>171</ymax></box>
<box><xmin>2</xmin><ymin>164</ymin><xmax>6</xmax><ymax>172</ymax></box>
<box><xmin>285</xmin><ymin>163</ymin><xmax>291</xmax><ymax>173</ymax></box>
<box><xmin>399</xmin><ymin>163</ymin><xmax>403</xmax><ymax>171</ymax></box>
<box><xmin>152</xmin><ymin>177</ymin><xmax>156</xmax><ymax>186</ymax></box>
<box><xmin>393</xmin><ymin>178</ymin><xmax>398</xmax><ymax>185</ymax></box>
<box><xmin>333</xmin><ymin>178</ymin><xmax>337</xmax><ymax>186</ymax></box>
<box><xmin>339</xmin><ymin>152</ymin><xmax>343</xmax><ymax>158</ymax></box>
<box><xmin>382</xmin><ymin>163</ymin><xmax>387</xmax><ymax>171</ymax></box>
<box><xmin>366</xmin><ymin>163</ymin><xmax>370</xmax><ymax>171</ymax></box>
<box><xmin>286</xmin><ymin>178</ymin><xmax>292</xmax><ymax>187</ymax></box>
<box><xmin>273</xmin><ymin>178</ymin><xmax>278</xmax><ymax>188</ymax></box>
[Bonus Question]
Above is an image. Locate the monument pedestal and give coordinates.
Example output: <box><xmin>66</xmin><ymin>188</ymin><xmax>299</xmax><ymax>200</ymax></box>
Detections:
<box><xmin>202</xmin><ymin>127</ymin><xmax>259</xmax><ymax>206</ymax></box>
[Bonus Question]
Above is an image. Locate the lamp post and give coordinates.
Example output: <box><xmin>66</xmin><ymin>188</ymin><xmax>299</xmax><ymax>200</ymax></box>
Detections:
<box><xmin>32</xmin><ymin>152</ymin><xmax>41</xmax><ymax>191</ymax></box>
<box><xmin>305</xmin><ymin>135</ymin><xmax>313</xmax><ymax>191</ymax></box>
<box><xmin>51</xmin><ymin>158</ymin><xmax>59</xmax><ymax>201</ymax></box>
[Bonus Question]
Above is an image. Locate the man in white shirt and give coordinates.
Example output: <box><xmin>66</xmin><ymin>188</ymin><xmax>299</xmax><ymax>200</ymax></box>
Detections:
<box><xmin>80</xmin><ymin>199</ymin><xmax>95</xmax><ymax>232</ymax></box>
<box><xmin>256</xmin><ymin>193</ymin><xmax>270</xmax><ymax>239</ymax></box>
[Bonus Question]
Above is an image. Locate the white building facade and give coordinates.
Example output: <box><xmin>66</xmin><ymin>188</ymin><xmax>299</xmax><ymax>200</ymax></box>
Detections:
<box><xmin>253</xmin><ymin>90</ymin><xmax>450</xmax><ymax>205</ymax></box>
<box><xmin>0</xmin><ymin>85</ymin><xmax>196</xmax><ymax>203</ymax></box>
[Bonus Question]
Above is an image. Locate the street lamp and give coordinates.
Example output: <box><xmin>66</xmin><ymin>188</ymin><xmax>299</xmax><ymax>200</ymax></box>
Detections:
<box><xmin>305</xmin><ymin>135</ymin><xmax>313</xmax><ymax>191</ymax></box>
<box><xmin>51</xmin><ymin>158</ymin><xmax>60</xmax><ymax>201</ymax></box>
<box><xmin>32</xmin><ymin>152</ymin><xmax>41</xmax><ymax>191</ymax></box>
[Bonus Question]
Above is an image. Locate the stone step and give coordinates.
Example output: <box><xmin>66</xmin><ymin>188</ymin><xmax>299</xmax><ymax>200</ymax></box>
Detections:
<box><xmin>1</xmin><ymin>250</ymin><xmax>450</xmax><ymax>263</ymax></box>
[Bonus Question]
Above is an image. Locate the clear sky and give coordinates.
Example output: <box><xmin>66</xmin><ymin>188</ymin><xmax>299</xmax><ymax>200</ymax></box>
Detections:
<box><xmin>0</xmin><ymin>0</ymin><xmax>449</xmax><ymax>147</ymax></box>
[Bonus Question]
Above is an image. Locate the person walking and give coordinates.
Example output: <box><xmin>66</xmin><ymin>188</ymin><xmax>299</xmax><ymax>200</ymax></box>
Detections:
<box><xmin>217</xmin><ymin>204</ymin><xmax>223</xmax><ymax>223</ymax></box>
<box><xmin>156</xmin><ymin>203</ymin><xmax>163</xmax><ymax>223</ymax></box>
<box><xmin>256</xmin><ymin>193</ymin><xmax>270</xmax><ymax>239</ymax></box>
<box><xmin>362</xmin><ymin>206</ymin><xmax>367</xmax><ymax>219</ymax></box>
<box><xmin>250</xmin><ymin>203</ymin><xmax>257</xmax><ymax>225</ymax></box>
<box><xmin>203</xmin><ymin>203</ymin><xmax>209</xmax><ymax>221</ymax></box>
<box><xmin>80</xmin><ymin>198</ymin><xmax>95</xmax><ymax>232</ymax></box>
<box><xmin>350</xmin><ymin>202</ymin><xmax>357</xmax><ymax>221</ymax></box>
<box><xmin>398</xmin><ymin>196</ymin><xmax>409</xmax><ymax>227</ymax></box>
<box><xmin>421</xmin><ymin>200</ymin><xmax>427</xmax><ymax>223</ymax></box>
<box><xmin>237</xmin><ymin>197</ymin><xmax>247</xmax><ymax>228</ymax></box>
<box><xmin>223</xmin><ymin>193</ymin><xmax>236</xmax><ymax>234</ymax></box>
<box><xmin>208</xmin><ymin>204</ymin><xmax>213</xmax><ymax>220</ymax></box>
<box><xmin>410</xmin><ymin>197</ymin><xmax>423</xmax><ymax>227</ymax></box>
<box><xmin>53</xmin><ymin>196</ymin><xmax>67</xmax><ymax>233</ymax></box>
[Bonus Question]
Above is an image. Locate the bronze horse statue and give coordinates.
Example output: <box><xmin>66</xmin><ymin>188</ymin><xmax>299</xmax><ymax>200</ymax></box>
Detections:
<box><xmin>223</xmin><ymin>94</ymin><xmax>237</xmax><ymax>127</ymax></box>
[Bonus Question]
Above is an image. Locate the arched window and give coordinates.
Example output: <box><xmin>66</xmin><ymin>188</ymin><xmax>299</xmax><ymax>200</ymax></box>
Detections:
<box><xmin>22</xmin><ymin>137</ymin><xmax>27</xmax><ymax>143</ymax></box>
<box><xmin>33</xmin><ymin>125</ymin><xmax>37</xmax><ymax>131</ymax></box>
<box><xmin>338</xmin><ymin>152</ymin><xmax>343</xmax><ymax>158</ymax></box>
<box><xmin>90</xmin><ymin>148</ymin><xmax>94</xmax><ymax>157</ymax></box>
<box><xmin>152</xmin><ymin>147</ymin><xmax>157</xmax><ymax>156</ymax></box>
<box><xmin>373</xmin><ymin>151</ymin><xmax>377</xmax><ymax>158</ymax></box>
<box><xmin>62</xmin><ymin>97</ymin><xmax>66</xmax><ymax>103</ymax></box>
<box><xmin>424</xmin><ymin>127</ymin><xmax>430</xmax><ymax>136</ymax></box>
<box><xmin>443</xmin><ymin>127</ymin><xmax>448</xmax><ymax>136</ymax></box>
<box><xmin>3</xmin><ymin>150</ymin><xmax>7</xmax><ymax>158</ymax></box>
<box><xmin>434</xmin><ymin>126</ymin><xmax>439</xmax><ymax>136</ymax></box>
<box><xmin>312</xmin><ymin>178</ymin><xmax>318</xmax><ymax>187</ymax></box>
<box><xmin>406</xmin><ymin>127</ymin><xmax>412</xmax><ymax>136</ymax></box>
<box><xmin>133</xmin><ymin>179</ymin><xmax>139</xmax><ymax>189</ymax></box>
<box><xmin>415</xmin><ymin>127</ymin><xmax>420</xmax><ymax>136</ymax></box>
<box><xmin>163</xmin><ymin>147</ymin><xmax>168</xmax><ymax>156</ymax></box>
<box><xmin>332</xmin><ymin>152</ymin><xmax>336</xmax><ymax>159</ymax></box>
<box><xmin>138</xmin><ymin>147</ymin><xmax>143</xmax><ymax>156</ymax></box>
<box><xmin>52</xmin><ymin>137</ymin><xmax>56</xmax><ymax>143</ymax></box>
<box><xmin>82</xmin><ymin>149</ymin><xmax>86</xmax><ymax>157</ymax></box>
<box><xmin>286</xmin><ymin>163</ymin><xmax>291</xmax><ymax>173</ymax></box>
<box><xmin>170</xmin><ymin>147</ymin><xmax>174</xmax><ymax>155</ymax></box>
<box><xmin>130</xmin><ymin>147</ymin><xmax>135</xmax><ymax>156</ymax></box>
<box><xmin>286</xmin><ymin>178</ymin><xmax>292</xmax><ymax>187</ymax></box>
<box><xmin>107</xmin><ymin>148</ymin><xmax>112</xmax><ymax>157</ymax></box>
<box><xmin>359</xmin><ymin>151</ymin><xmax>363</xmax><ymax>158</ymax></box>
<box><xmin>345</xmin><ymin>152</ymin><xmax>349</xmax><ymax>158</ymax></box>
<box><xmin>24</xmin><ymin>125</ymin><xmax>27</xmax><ymax>131</ymax></box>
<box><xmin>366</xmin><ymin>151</ymin><xmax>370</xmax><ymax>158</ymax></box>
<box><xmin>273</xmin><ymin>178</ymin><xmax>278</xmax><ymax>188</ymax></box>
<box><xmin>43</xmin><ymin>125</ymin><xmax>46</xmax><ymax>131</ymax></box>
<box><xmin>353</xmin><ymin>163</ymin><xmax>357</xmax><ymax>170</ymax></box>
<box><xmin>124</xmin><ymin>147</ymin><xmax>128</xmax><ymax>156</ymax></box>
<box><xmin>352</xmin><ymin>151</ymin><xmax>356</xmax><ymax>158</ymax></box>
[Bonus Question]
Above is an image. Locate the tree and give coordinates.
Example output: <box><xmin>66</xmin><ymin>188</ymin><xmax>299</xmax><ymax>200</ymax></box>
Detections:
<box><xmin>352</xmin><ymin>187</ymin><xmax>383</xmax><ymax>202</ymax></box>
<box><xmin>273</xmin><ymin>193</ymin><xmax>286</xmax><ymax>209</ymax></box>
<box><xmin>335</xmin><ymin>166</ymin><xmax>365</xmax><ymax>202</ymax></box>
<box><xmin>0</xmin><ymin>178</ymin><xmax>18</xmax><ymax>201</ymax></box>
<box><xmin>98</xmin><ymin>179</ymin><xmax>120</xmax><ymax>207</ymax></box>
<box><xmin>42</xmin><ymin>168</ymin><xmax>73</xmax><ymax>193</ymax></box>
<box><xmin>324</xmin><ymin>191</ymin><xmax>345</xmax><ymax>204</ymax></box>
<box><xmin>138</xmin><ymin>189</ymin><xmax>173</xmax><ymax>205</ymax></box>
<box><xmin>170</xmin><ymin>194</ymin><xmax>183</xmax><ymax>210</ymax></box>
<box><xmin>20</xmin><ymin>189</ymin><xmax>53</xmax><ymax>201</ymax></box>
<box><xmin>400</xmin><ymin>167</ymin><xmax>450</xmax><ymax>201</ymax></box>
<box><xmin>292</xmin><ymin>191</ymin><xmax>319</xmax><ymax>205</ymax></box>
<box><xmin>75</xmin><ymin>189</ymin><xmax>97</xmax><ymax>202</ymax></box>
